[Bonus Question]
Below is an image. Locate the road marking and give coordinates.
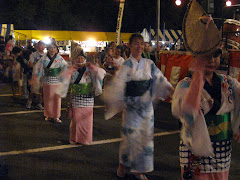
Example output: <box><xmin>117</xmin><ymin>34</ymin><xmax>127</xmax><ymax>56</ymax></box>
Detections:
<box><xmin>0</xmin><ymin>93</ymin><xmax>40</xmax><ymax>97</ymax></box>
<box><xmin>0</xmin><ymin>106</ymin><xmax>105</xmax><ymax>116</ymax></box>
<box><xmin>0</xmin><ymin>130</ymin><xmax>180</xmax><ymax>157</ymax></box>
<box><xmin>0</xmin><ymin>94</ymin><xmax>19</xmax><ymax>97</ymax></box>
<box><xmin>0</xmin><ymin>110</ymin><xmax>43</xmax><ymax>115</ymax></box>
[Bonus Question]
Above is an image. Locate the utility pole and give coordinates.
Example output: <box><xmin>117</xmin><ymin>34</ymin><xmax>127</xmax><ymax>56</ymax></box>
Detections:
<box><xmin>115</xmin><ymin>0</ymin><xmax>125</xmax><ymax>45</ymax></box>
<box><xmin>157</xmin><ymin>0</ymin><xmax>160</xmax><ymax>49</ymax></box>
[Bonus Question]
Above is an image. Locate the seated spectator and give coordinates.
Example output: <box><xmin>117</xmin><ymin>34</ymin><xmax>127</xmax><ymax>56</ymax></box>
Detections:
<box><xmin>12</xmin><ymin>47</ymin><xmax>31</xmax><ymax>99</ymax></box>
<box><xmin>26</xmin><ymin>41</ymin><xmax>36</xmax><ymax>53</ymax></box>
<box><xmin>103</xmin><ymin>55</ymin><xmax>119</xmax><ymax>88</ymax></box>
<box><xmin>101</xmin><ymin>47</ymin><xmax>113</xmax><ymax>64</ymax></box>
<box><xmin>103</xmin><ymin>55</ymin><xmax>118</xmax><ymax>76</ymax></box>
<box><xmin>142</xmin><ymin>42</ymin><xmax>156</xmax><ymax>64</ymax></box>
<box><xmin>5</xmin><ymin>35</ymin><xmax>14</xmax><ymax>57</ymax></box>
<box><xmin>109</xmin><ymin>41</ymin><xmax>116</xmax><ymax>56</ymax></box>
<box><xmin>122</xmin><ymin>44</ymin><xmax>130</xmax><ymax>59</ymax></box>
<box><xmin>113</xmin><ymin>45</ymin><xmax>125</xmax><ymax>67</ymax></box>
<box><xmin>0</xmin><ymin>36</ymin><xmax>5</xmax><ymax>54</ymax></box>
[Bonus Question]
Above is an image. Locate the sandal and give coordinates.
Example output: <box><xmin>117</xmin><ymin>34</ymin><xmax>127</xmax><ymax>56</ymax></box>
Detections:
<box><xmin>45</xmin><ymin>116</ymin><xmax>51</xmax><ymax>121</ymax></box>
<box><xmin>133</xmin><ymin>173</ymin><xmax>148</xmax><ymax>180</ymax></box>
<box><xmin>54</xmin><ymin>118</ymin><xmax>62</xmax><ymax>123</ymax></box>
<box><xmin>117</xmin><ymin>165</ymin><xmax>126</xmax><ymax>178</ymax></box>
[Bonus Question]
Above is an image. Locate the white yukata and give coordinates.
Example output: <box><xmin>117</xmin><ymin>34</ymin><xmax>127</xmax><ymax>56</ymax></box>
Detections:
<box><xmin>70</xmin><ymin>67</ymin><xmax>105</xmax><ymax>107</ymax></box>
<box><xmin>113</xmin><ymin>56</ymin><xmax>125</xmax><ymax>67</ymax></box>
<box><xmin>29</xmin><ymin>51</ymin><xmax>45</xmax><ymax>67</ymax></box>
<box><xmin>57</xmin><ymin>66</ymin><xmax>105</xmax><ymax>144</ymax></box>
<box><xmin>33</xmin><ymin>54</ymin><xmax>68</xmax><ymax>118</ymax></box>
<box><xmin>172</xmin><ymin>73</ymin><xmax>240</xmax><ymax>174</ymax></box>
<box><xmin>104</xmin><ymin>55</ymin><xmax>173</xmax><ymax>173</ymax></box>
<box><xmin>33</xmin><ymin>54</ymin><xmax>68</xmax><ymax>85</ymax></box>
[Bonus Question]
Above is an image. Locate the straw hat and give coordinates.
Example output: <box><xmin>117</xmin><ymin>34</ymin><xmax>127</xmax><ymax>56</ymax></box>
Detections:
<box><xmin>71</xmin><ymin>41</ymin><xmax>86</xmax><ymax>60</ymax></box>
<box><xmin>182</xmin><ymin>0</ymin><xmax>221</xmax><ymax>55</ymax></box>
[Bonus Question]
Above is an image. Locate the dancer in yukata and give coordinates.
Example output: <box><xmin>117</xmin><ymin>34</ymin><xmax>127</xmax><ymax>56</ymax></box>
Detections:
<box><xmin>26</xmin><ymin>41</ymin><xmax>46</xmax><ymax>110</ymax></box>
<box><xmin>172</xmin><ymin>1</ymin><xmax>240</xmax><ymax>179</ymax></box>
<box><xmin>30</xmin><ymin>42</ymin><xmax>68</xmax><ymax>123</ymax></box>
<box><xmin>57</xmin><ymin>42</ymin><xmax>106</xmax><ymax>145</ymax></box>
<box><xmin>104</xmin><ymin>34</ymin><xmax>173</xmax><ymax>180</ymax></box>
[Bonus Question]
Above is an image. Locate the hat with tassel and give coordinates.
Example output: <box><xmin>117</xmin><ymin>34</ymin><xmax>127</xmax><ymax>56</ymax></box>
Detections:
<box><xmin>182</xmin><ymin>0</ymin><xmax>221</xmax><ymax>55</ymax></box>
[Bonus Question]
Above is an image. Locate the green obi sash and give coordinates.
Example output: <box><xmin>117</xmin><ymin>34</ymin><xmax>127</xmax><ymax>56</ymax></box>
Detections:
<box><xmin>205</xmin><ymin>113</ymin><xmax>232</xmax><ymax>141</ymax></box>
<box><xmin>125</xmin><ymin>79</ymin><xmax>151</xmax><ymax>97</ymax></box>
<box><xmin>44</xmin><ymin>68</ymin><xmax>61</xmax><ymax>77</ymax></box>
<box><xmin>70</xmin><ymin>83</ymin><xmax>93</xmax><ymax>95</ymax></box>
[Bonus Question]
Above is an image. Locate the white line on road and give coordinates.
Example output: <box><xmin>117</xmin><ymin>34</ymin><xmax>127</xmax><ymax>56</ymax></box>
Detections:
<box><xmin>0</xmin><ymin>94</ymin><xmax>18</xmax><ymax>97</ymax></box>
<box><xmin>0</xmin><ymin>130</ymin><xmax>180</xmax><ymax>157</ymax></box>
<box><xmin>0</xmin><ymin>106</ymin><xmax>105</xmax><ymax>116</ymax></box>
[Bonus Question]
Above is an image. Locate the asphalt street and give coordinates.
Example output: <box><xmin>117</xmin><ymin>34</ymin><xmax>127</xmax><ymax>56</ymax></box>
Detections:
<box><xmin>0</xmin><ymin>83</ymin><xmax>239</xmax><ymax>180</ymax></box>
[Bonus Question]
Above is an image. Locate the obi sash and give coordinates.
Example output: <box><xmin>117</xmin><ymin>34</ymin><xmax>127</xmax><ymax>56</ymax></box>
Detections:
<box><xmin>70</xmin><ymin>83</ymin><xmax>93</xmax><ymax>95</ymax></box>
<box><xmin>44</xmin><ymin>68</ymin><xmax>61</xmax><ymax>77</ymax></box>
<box><xmin>205</xmin><ymin>113</ymin><xmax>232</xmax><ymax>141</ymax></box>
<box><xmin>125</xmin><ymin>79</ymin><xmax>151</xmax><ymax>97</ymax></box>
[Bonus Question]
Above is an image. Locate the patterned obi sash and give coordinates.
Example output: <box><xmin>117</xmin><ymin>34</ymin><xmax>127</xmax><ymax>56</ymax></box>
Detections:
<box><xmin>205</xmin><ymin>113</ymin><xmax>232</xmax><ymax>141</ymax></box>
<box><xmin>44</xmin><ymin>68</ymin><xmax>61</xmax><ymax>77</ymax></box>
<box><xmin>125</xmin><ymin>79</ymin><xmax>151</xmax><ymax>97</ymax></box>
<box><xmin>70</xmin><ymin>83</ymin><xmax>93</xmax><ymax>95</ymax></box>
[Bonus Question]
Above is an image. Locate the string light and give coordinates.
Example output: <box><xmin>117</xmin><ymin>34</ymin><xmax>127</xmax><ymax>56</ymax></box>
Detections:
<box><xmin>175</xmin><ymin>0</ymin><xmax>181</xmax><ymax>6</ymax></box>
<box><xmin>226</xmin><ymin>0</ymin><xmax>232</xmax><ymax>6</ymax></box>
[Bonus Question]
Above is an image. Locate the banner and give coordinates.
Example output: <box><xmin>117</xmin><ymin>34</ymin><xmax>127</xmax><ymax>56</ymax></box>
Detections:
<box><xmin>56</xmin><ymin>41</ymin><xmax>69</xmax><ymax>46</ymax></box>
<box><xmin>115</xmin><ymin>0</ymin><xmax>125</xmax><ymax>45</ymax></box>
<box><xmin>229</xmin><ymin>50</ymin><xmax>240</xmax><ymax>81</ymax></box>
<box><xmin>158</xmin><ymin>51</ymin><xmax>193</xmax><ymax>87</ymax></box>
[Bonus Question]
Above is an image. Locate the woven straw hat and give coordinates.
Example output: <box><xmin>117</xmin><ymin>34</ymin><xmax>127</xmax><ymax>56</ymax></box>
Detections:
<box><xmin>71</xmin><ymin>41</ymin><xmax>86</xmax><ymax>60</ymax></box>
<box><xmin>182</xmin><ymin>0</ymin><xmax>221</xmax><ymax>55</ymax></box>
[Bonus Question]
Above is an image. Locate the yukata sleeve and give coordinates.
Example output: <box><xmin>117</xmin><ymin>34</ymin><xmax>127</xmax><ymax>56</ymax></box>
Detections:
<box><xmin>61</xmin><ymin>59</ymin><xmax>69</xmax><ymax>72</ymax></box>
<box><xmin>104</xmin><ymin>65</ymin><xmax>128</xmax><ymax>120</ymax></box>
<box><xmin>151</xmin><ymin>62</ymin><xmax>173</xmax><ymax>100</ymax></box>
<box><xmin>90</xmin><ymin>67</ymin><xmax>106</xmax><ymax>96</ymax></box>
<box><xmin>172</xmin><ymin>76</ymin><xmax>214</xmax><ymax>156</ymax></box>
<box><xmin>28</xmin><ymin>54</ymin><xmax>34</xmax><ymax>67</ymax></box>
<box><xmin>230</xmin><ymin>77</ymin><xmax>240</xmax><ymax>142</ymax></box>
<box><xmin>32</xmin><ymin>58</ymin><xmax>44</xmax><ymax>78</ymax></box>
<box><xmin>58</xmin><ymin>58</ymin><xmax>69</xmax><ymax>82</ymax></box>
<box><xmin>56</xmin><ymin>67</ymin><xmax>75</xmax><ymax>98</ymax></box>
<box><xmin>30</xmin><ymin>58</ymin><xmax>45</xmax><ymax>93</ymax></box>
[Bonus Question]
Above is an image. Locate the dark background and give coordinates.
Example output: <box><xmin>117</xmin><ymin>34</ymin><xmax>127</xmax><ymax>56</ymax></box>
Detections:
<box><xmin>0</xmin><ymin>0</ymin><xmax>238</xmax><ymax>32</ymax></box>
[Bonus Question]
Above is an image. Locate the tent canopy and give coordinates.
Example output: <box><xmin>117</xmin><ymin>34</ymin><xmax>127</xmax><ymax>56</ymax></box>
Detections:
<box><xmin>141</xmin><ymin>28</ymin><xmax>183</xmax><ymax>43</ymax></box>
<box><xmin>14</xmin><ymin>30</ymin><xmax>134</xmax><ymax>42</ymax></box>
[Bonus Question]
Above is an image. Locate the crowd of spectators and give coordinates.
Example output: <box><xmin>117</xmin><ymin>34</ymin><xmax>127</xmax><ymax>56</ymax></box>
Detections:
<box><xmin>0</xmin><ymin>35</ymin><xmax>35</xmax><ymax>84</ymax></box>
<box><xmin>0</xmin><ymin>37</ymin><xmax>161</xmax><ymax>105</ymax></box>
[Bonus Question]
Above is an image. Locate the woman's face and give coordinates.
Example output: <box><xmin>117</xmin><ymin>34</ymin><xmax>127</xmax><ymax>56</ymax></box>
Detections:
<box><xmin>75</xmin><ymin>56</ymin><xmax>86</xmax><ymax>64</ymax></box>
<box><xmin>205</xmin><ymin>54</ymin><xmax>221</xmax><ymax>73</ymax></box>
<box><xmin>115</xmin><ymin>48</ymin><xmax>121</xmax><ymax>57</ymax></box>
<box><xmin>105</xmin><ymin>55</ymin><xmax>113</xmax><ymax>63</ymax></box>
<box><xmin>48</xmin><ymin>45</ymin><xmax>57</xmax><ymax>56</ymax></box>
<box><xmin>38</xmin><ymin>44</ymin><xmax>45</xmax><ymax>52</ymax></box>
<box><xmin>74</xmin><ymin>56</ymin><xmax>86</xmax><ymax>68</ymax></box>
<box><xmin>130</xmin><ymin>38</ymin><xmax>144</xmax><ymax>57</ymax></box>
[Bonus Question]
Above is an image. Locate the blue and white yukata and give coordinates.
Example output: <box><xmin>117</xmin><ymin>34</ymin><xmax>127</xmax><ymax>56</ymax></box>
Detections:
<box><xmin>172</xmin><ymin>73</ymin><xmax>240</xmax><ymax>174</ymax></box>
<box><xmin>104</xmin><ymin>55</ymin><xmax>173</xmax><ymax>173</ymax></box>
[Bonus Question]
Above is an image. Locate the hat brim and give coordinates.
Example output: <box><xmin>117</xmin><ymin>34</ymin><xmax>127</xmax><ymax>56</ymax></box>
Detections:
<box><xmin>182</xmin><ymin>0</ymin><xmax>221</xmax><ymax>55</ymax></box>
<box><xmin>71</xmin><ymin>41</ymin><xmax>86</xmax><ymax>60</ymax></box>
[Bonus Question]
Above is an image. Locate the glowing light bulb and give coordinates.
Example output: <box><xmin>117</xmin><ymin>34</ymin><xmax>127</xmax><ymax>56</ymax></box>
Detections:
<box><xmin>226</xmin><ymin>0</ymin><xmax>232</xmax><ymax>6</ymax></box>
<box><xmin>175</xmin><ymin>0</ymin><xmax>181</xmax><ymax>6</ymax></box>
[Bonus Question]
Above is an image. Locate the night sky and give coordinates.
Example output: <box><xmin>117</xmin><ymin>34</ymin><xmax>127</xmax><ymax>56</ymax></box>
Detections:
<box><xmin>0</xmin><ymin>0</ymin><xmax>237</xmax><ymax>32</ymax></box>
